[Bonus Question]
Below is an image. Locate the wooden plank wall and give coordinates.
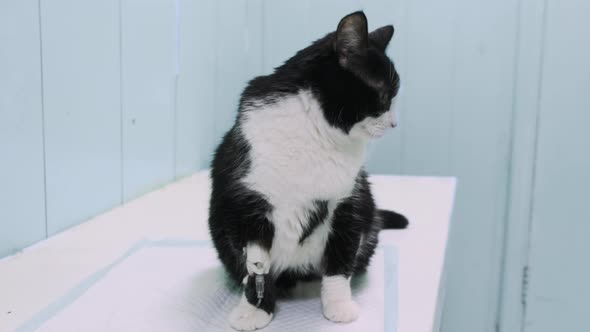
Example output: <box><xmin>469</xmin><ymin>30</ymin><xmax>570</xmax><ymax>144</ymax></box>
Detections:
<box><xmin>0</xmin><ymin>1</ymin><xmax>517</xmax><ymax>331</ymax></box>
<box><xmin>0</xmin><ymin>0</ymin><xmax>47</xmax><ymax>258</ymax></box>
<box><xmin>5</xmin><ymin>1</ymin><xmax>589</xmax><ymax>332</ymax></box>
<box><xmin>0</xmin><ymin>0</ymin><xmax>257</xmax><ymax>255</ymax></box>
<box><xmin>520</xmin><ymin>0</ymin><xmax>590</xmax><ymax>330</ymax></box>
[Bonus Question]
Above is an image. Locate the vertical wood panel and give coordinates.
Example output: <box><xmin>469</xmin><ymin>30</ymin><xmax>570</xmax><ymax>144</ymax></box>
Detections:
<box><xmin>121</xmin><ymin>0</ymin><xmax>176</xmax><ymax>200</ymax></box>
<box><xmin>213</xmin><ymin>0</ymin><xmax>250</xmax><ymax>143</ymax></box>
<box><xmin>262</xmin><ymin>0</ymin><xmax>312</xmax><ymax>74</ymax></box>
<box><xmin>525</xmin><ymin>0</ymin><xmax>590</xmax><ymax>330</ymax></box>
<box><xmin>398</xmin><ymin>0</ymin><xmax>455</xmax><ymax>175</ymax></box>
<box><xmin>175</xmin><ymin>0</ymin><xmax>216</xmax><ymax>176</ymax></box>
<box><xmin>0</xmin><ymin>0</ymin><xmax>46</xmax><ymax>256</ymax></box>
<box><xmin>442</xmin><ymin>0</ymin><xmax>519</xmax><ymax>331</ymax></box>
<box><xmin>245</xmin><ymin>0</ymin><xmax>265</xmax><ymax>77</ymax></box>
<box><xmin>41</xmin><ymin>0</ymin><xmax>122</xmax><ymax>235</ymax></box>
<box><xmin>196</xmin><ymin>0</ymin><xmax>265</xmax><ymax>168</ymax></box>
<box><xmin>499</xmin><ymin>0</ymin><xmax>547</xmax><ymax>330</ymax></box>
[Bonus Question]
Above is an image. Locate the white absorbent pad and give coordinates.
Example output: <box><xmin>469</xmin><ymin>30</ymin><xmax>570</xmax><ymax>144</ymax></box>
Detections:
<box><xmin>17</xmin><ymin>240</ymin><xmax>397</xmax><ymax>332</ymax></box>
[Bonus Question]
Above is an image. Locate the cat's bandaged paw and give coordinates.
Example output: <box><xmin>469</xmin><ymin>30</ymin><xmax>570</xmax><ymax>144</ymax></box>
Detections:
<box><xmin>245</xmin><ymin>244</ymin><xmax>270</xmax><ymax>275</ymax></box>
<box><xmin>229</xmin><ymin>295</ymin><xmax>273</xmax><ymax>331</ymax></box>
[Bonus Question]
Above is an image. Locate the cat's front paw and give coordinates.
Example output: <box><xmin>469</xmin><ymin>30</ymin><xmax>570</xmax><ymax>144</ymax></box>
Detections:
<box><xmin>229</xmin><ymin>301</ymin><xmax>273</xmax><ymax>331</ymax></box>
<box><xmin>322</xmin><ymin>300</ymin><xmax>360</xmax><ymax>323</ymax></box>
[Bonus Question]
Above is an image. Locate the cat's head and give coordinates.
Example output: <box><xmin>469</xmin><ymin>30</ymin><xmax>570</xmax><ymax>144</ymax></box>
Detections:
<box><xmin>312</xmin><ymin>11</ymin><xmax>400</xmax><ymax>140</ymax></box>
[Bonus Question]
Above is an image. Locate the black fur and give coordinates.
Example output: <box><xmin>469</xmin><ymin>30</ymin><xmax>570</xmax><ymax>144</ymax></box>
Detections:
<box><xmin>379</xmin><ymin>209</ymin><xmax>409</xmax><ymax>229</ymax></box>
<box><xmin>244</xmin><ymin>274</ymin><xmax>277</xmax><ymax>314</ymax></box>
<box><xmin>324</xmin><ymin>170</ymin><xmax>379</xmax><ymax>277</ymax></box>
<box><xmin>208</xmin><ymin>11</ymin><xmax>407</xmax><ymax>318</ymax></box>
<box><xmin>209</xmin><ymin>127</ymin><xmax>275</xmax><ymax>283</ymax></box>
<box><xmin>238</xmin><ymin>13</ymin><xmax>400</xmax><ymax>134</ymax></box>
<box><xmin>298</xmin><ymin>200</ymin><xmax>329</xmax><ymax>244</ymax></box>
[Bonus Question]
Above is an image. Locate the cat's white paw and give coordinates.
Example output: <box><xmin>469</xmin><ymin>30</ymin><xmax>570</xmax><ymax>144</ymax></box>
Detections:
<box><xmin>229</xmin><ymin>301</ymin><xmax>273</xmax><ymax>331</ymax></box>
<box><xmin>321</xmin><ymin>275</ymin><xmax>358</xmax><ymax>323</ymax></box>
<box><xmin>322</xmin><ymin>300</ymin><xmax>360</xmax><ymax>323</ymax></box>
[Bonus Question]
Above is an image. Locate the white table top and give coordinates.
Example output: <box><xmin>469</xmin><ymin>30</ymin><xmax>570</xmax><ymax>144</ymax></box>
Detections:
<box><xmin>0</xmin><ymin>171</ymin><xmax>455</xmax><ymax>332</ymax></box>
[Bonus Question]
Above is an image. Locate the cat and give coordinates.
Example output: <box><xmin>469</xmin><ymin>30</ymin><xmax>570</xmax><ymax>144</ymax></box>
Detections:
<box><xmin>208</xmin><ymin>11</ymin><xmax>407</xmax><ymax>331</ymax></box>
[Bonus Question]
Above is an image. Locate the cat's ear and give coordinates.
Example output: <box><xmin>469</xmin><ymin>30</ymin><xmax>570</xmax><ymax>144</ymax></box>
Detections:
<box><xmin>369</xmin><ymin>25</ymin><xmax>394</xmax><ymax>51</ymax></box>
<box><xmin>334</xmin><ymin>11</ymin><xmax>369</xmax><ymax>65</ymax></box>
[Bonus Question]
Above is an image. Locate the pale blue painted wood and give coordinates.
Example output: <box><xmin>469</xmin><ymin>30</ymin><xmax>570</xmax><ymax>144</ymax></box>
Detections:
<box><xmin>207</xmin><ymin>0</ymin><xmax>266</xmax><ymax>167</ymax></box>
<box><xmin>175</xmin><ymin>0</ymin><xmax>216</xmax><ymax>177</ymax></box>
<box><xmin>7</xmin><ymin>5</ymin><xmax>589</xmax><ymax>331</ymax></box>
<box><xmin>121</xmin><ymin>0</ymin><xmax>176</xmax><ymax>200</ymax></box>
<box><xmin>245</xmin><ymin>0</ymin><xmax>265</xmax><ymax>76</ymax></box>
<box><xmin>524</xmin><ymin>1</ymin><xmax>590</xmax><ymax>330</ymax></box>
<box><xmin>396</xmin><ymin>0</ymin><xmax>455</xmax><ymax>176</ymax></box>
<box><xmin>499</xmin><ymin>0</ymin><xmax>547</xmax><ymax>330</ymax></box>
<box><xmin>0</xmin><ymin>0</ymin><xmax>46</xmax><ymax>257</ymax></box>
<box><xmin>262</xmin><ymin>0</ymin><xmax>312</xmax><ymax>74</ymax></box>
<box><xmin>213</xmin><ymin>0</ymin><xmax>251</xmax><ymax>144</ymax></box>
<box><xmin>41</xmin><ymin>0</ymin><xmax>122</xmax><ymax>235</ymax></box>
<box><xmin>439</xmin><ymin>1</ymin><xmax>518</xmax><ymax>331</ymax></box>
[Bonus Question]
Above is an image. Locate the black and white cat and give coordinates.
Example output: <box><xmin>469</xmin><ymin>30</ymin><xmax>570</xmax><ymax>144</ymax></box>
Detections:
<box><xmin>208</xmin><ymin>11</ymin><xmax>407</xmax><ymax>331</ymax></box>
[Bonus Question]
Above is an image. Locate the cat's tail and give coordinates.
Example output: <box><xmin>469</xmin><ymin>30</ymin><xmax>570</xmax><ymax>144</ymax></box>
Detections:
<box><xmin>378</xmin><ymin>209</ymin><xmax>409</xmax><ymax>229</ymax></box>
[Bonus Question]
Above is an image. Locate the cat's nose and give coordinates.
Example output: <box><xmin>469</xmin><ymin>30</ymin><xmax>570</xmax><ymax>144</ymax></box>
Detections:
<box><xmin>386</xmin><ymin>110</ymin><xmax>397</xmax><ymax>128</ymax></box>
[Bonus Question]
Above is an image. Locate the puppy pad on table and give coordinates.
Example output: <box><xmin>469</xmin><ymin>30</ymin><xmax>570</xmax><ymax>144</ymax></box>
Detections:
<box><xmin>18</xmin><ymin>240</ymin><xmax>398</xmax><ymax>332</ymax></box>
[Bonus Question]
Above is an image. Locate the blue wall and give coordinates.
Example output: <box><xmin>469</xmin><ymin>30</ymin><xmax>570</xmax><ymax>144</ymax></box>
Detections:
<box><xmin>1</xmin><ymin>1</ymin><xmax>589</xmax><ymax>332</ymax></box>
<box><xmin>0</xmin><ymin>0</ymin><xmax>266</xmax><ymax>251</ymax></box>
<box><xmin>1</xmin><ymin>0</ymin><xmax>47</xmax><ymax>259</ymax></box>
<box><xmin>501</xmin><ymin>0</ymin><xmax>590</xmax><ymax>331</ymax></box>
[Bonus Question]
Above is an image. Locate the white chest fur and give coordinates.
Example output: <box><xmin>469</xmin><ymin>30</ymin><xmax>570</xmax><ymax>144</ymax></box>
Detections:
<box><xmin>240</xmin><ymin>91</ymin><xmax>366</xmax><ymax>274</ymax></box>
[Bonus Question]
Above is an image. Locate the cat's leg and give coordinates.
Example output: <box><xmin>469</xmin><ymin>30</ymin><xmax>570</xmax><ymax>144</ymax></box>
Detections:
<box><xmin>321</xmin><ymin>200</ymin><xmax>365</xmax><ymax>323</ymax></box>
<box><xmin>352</xmin><ymin>224</ymin><xmax>380</xmax><ymax>274</ymax></box>
<box><xmin>321</xmin><ymin>275</ymin><xmax>359</xmax><ymax>323</ymax></box>
<box><xmin>229</xmin><ymin>243</ymin><xmax>277</xmax><ymax>331</ymax></box>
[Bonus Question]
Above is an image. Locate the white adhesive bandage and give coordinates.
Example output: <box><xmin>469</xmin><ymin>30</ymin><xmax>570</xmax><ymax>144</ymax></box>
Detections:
<box><xmin>245</xmin><ymin>243</ymin><xmax>271</xmax><ymax>275</ymax></box>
